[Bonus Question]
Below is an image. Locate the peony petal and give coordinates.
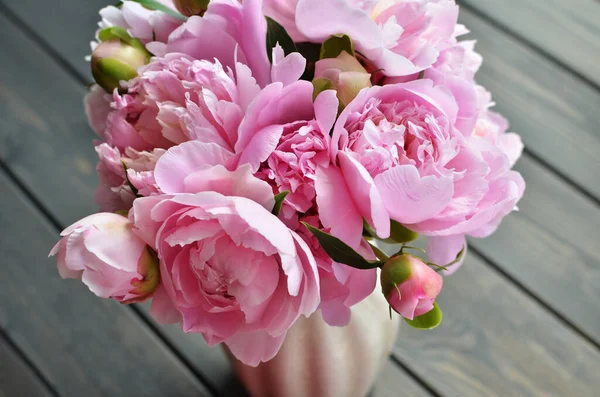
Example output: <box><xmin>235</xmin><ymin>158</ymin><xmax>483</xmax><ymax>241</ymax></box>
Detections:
<box><xmin>426</xmin><ymin>234</ymin><xmax>467</xmax><ymax>275</ymax></box>
<box><xmin>225</xmin><ymin>330</ymin><xmax>287</xmax><ymax>367</ymax></box>
<box><xmin>315</xmin><ymin>165</ymin><xmax>363</xmax><ymax>249</ymax></box>
<box><xmin>154</xmin><ymin>140</ymin><xmax>235</xmax><ymax>193</ymax></box>
<box><xmin>375</xmin><ymin>165</ymin><xmax>454</xmax><ymax>225</ymax></box>
<box><xmin>338</xmin><ymin>152</ymin><xmax>390</xmax><ymax>239</ymax></box>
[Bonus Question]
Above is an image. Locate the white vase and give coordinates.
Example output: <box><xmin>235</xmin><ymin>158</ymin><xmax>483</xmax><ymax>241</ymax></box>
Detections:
<box><xmin>225</xmin><ymin>289</ymin><xmax>400</xmax><ymax>397</ymax></box>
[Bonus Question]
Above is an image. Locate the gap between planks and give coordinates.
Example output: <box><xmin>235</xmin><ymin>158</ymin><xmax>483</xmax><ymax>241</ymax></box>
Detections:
<box><xmin>457</xmin><ymin>0</ymin><xmax>600</xmax><ymax>94</ymax></box>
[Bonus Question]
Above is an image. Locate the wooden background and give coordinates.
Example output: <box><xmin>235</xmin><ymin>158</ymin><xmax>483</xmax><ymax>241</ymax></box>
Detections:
<box><xmin>1</xmin><ymin>0</ymin><xmax>599</xmax><ymax>396</ymax></box>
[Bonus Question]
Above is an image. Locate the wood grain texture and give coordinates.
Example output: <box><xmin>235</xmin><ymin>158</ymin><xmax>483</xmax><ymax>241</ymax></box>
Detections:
<box><xmin>1</xmin><ymin>0</ymin><xmax>109</xmax><ymax>80</ymax></box>
<box><xmin>392</xmin><ymin>252</ymin><xmax>600</xmax><ymax>397</ymax></box>
<box><xmin>459</xmin><ymin>0</ymin><xmax>600</xmax><ymax>86</ymax></box>
<box><xmin>470</xmin><ymin>156</ymin><xmax>600</xmax><ymax>342</ymax></box>
<box><xmin>460</xmin><ymin>8</ymin><xmax>600</xmax><ymax>199</ymax></box>
<box><xmin>0</xmin><ymin>171</ymin><xmax>212</xmax><ymax>397</ymax></box>
<box><xmin>0</xmin><ymin>335</ymin><xmax>54</xmax><ymax>397</ymax></box>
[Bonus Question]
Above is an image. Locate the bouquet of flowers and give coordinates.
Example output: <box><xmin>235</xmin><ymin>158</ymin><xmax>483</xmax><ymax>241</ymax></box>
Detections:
<box><xmin>50</xmin><ymin>0</ymin><xmax>525</xmax><ymax>367</ymax></box>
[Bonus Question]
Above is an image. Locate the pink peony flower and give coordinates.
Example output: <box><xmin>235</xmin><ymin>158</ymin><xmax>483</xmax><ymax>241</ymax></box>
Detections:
<box><xmin>380</xmin><ymin>254</ymin><xmax>442</xmax><ymax>319</ymax></box>
<box><xmin>98</xmin><ymin>53</ymin><xmax>260</xmax><ymax>153</ymax></box>
<box><xmin>317</xmin><ymin>79</ymin><xmax>524</xmax><ymax>262</ymax></box>
<box><xmin>265</xmin><ymin>0</ymin><xmax>458</xmax><ymax>77</ymax></box>
<box><xmin>256</xmin><ymin>90</ymin><xmax>338</xmax><ymax>224</ymax></box>
<box><xmin>95</xmin><ymin>143</ymin><xmax>165</xmax><ymax>212</ymax></box>
<box><xmin>94</xmin><ymin>0</ymin><xmax>184</xmax><ymax>55</ymax></box>
<box><xmin>49</xmin><ymin>213</ymin><xmax>159</xmax><ymax>303</ymax></box>
<box><xmin>165</xmin><ymin>0</ymin><xmax>271</xmax><ymax>86</ymax></box>
<box><xmin>132</xmin><ymin>162</ymin><xmax>320</xmax><ymax>366</ymax></box>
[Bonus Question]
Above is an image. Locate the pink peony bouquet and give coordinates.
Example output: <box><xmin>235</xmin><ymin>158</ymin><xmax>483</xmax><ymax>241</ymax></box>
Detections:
<box><xmin>51</xmin><ymin>0</ymin><xmax>524</xmax><ymax>366</ymax></box>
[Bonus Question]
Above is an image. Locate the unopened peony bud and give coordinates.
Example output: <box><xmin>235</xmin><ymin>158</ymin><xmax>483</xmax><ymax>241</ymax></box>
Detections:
<box><xmin>174</xmin><ymin>0</ymin><xmax>210</xmax><ymax>16</ymax></box>
<box><xmin>49</xmin><ymin>213</ymin><xmax>160</xmax><ymax>303</ymax></box>
<box><xmin>314</xmin><ymin>51</ymin><xmax>372</xmax><ymax>107</ymax></box>
<box><xmin>91</xmin><ymin>36</ymin><xmax>150</xmax><ymax>93</ymax></box>
<box><xmin>380</xmin><ymin>254</ymin><xmax>442</xmax><ymax>320</ymax></box>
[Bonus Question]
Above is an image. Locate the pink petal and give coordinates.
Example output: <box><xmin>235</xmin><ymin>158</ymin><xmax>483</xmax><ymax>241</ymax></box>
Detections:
<box><xmin>426</xmin><ymin>234</ymin><xmax>467</xmax><ymax>275</ymax></box>
<box><xmin>374</xmin><ymin>165</ymin><xmax>454</xmax><ymax>224</ymax></box>
<box><xmin>338</xmin><ymin>152</ymin><xmax>390</xmax><ymax>239</ymax></box>
<box><xmin>315</xmin><ymin>165</ymin><xmax>363</xmax><ymax>249</ymax></box>
<box><xmin>154</xmin><ymin>141</ymin><xmax>235</xmax><ymax>193</ymax></box>
<box><xmin>225</xmin><ymin>330</ymin><xmax>287</xmax><ymax>367</ymax></box>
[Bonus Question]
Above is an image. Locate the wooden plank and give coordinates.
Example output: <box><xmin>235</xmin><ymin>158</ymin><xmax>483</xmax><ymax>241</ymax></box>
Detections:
<box><xmin>0</xmin><ymin>8</ymin><xmax>428</xmax><ymax>397</ymax></box>
<box><xmin>0</xmin><ymin>335</ymin><xmax>54</xmax><ymax>397</ymax></box>
<box><xmin>470</xmin><ymin>156</ymin><xmax>600</xmax><ymax>341</ymax></box>
<box><xmin>1</xmin><ymin>0</ymin><xmax>108</xmax><ymax>80</ymax></box>
<box><xmin>459</xmin><ymin>8</ymin><xmax>600</xmax><ymax>199</ymax></box>
<box><xmin>459</xmin><ymin>0</ymin><xmax>600</xmax><ymax>87</ymax></box>
<box><xmin>0</xmin><ymin>171</ymin><xmax>212</xmax><ymax>397</ymax></box>
<box><xmin>372</xmin><ymin>362</ymin><xmax>432</xmax><ymax>397</ymax></box>
<box><xmin>392</xmin><ymin>252</ymin><xmax>600</xmax><ymax>397</ymax></box>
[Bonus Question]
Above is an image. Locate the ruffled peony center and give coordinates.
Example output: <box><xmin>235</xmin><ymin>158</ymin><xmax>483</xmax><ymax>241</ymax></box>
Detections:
<box><xmin>344</xmin><ymin>98</ymin><xmax>456</xmax><ymax>176</ymax></box>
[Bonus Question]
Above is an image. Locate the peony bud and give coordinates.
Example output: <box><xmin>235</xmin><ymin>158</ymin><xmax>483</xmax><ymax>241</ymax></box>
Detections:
<box><xmin>314</xmin><ymin>51</ymin><xmax>372</xmax><ymax>107</ymax></box>
<box><xmin>173</xmin><ymin>0</ymin><xmax>210</xmax><ymax>16</ymax></box>
<box><xmin>49</xmin><ymin>213</ymin><xmax>160</xmax><ymax>303</ymax></box>
<box><xmin>91</xmin><ymin>30</ymin><xmax>150</xmax><ymax>93</ymax></box>
<box><xmin>380</xmin><ymin>254</ymin><xmax>442</xmax><ymax>320</ymax></box>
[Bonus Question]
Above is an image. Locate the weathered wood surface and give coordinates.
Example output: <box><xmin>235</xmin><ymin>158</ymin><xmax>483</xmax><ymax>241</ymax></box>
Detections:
<box><xmin>1</xmin><ymin>0</ymin><xmax>600</xmax><ymax>396</ymax></box>
<box><xmin>0</xmin><ymin>335</ymin><xmax>54</xmax><ymax>397</ymax></box>
<box><xmin>0</xmin><ymin>171</ymin><xmax>213</xmax><ymax>397</ymax></box>
<box><xmin>460</xmin><ymin>0</ymin><xmax>600</xmax><ymax>87</ymax></box>
<box><xmin>392</xmin><ymin>251</ymin><xmax>600</xmax><ymax>397</ymax></box>
<box><xmin>460</xmin><ymin>8</ymin><xmax>600</xmax><ymax>200</ymax></box>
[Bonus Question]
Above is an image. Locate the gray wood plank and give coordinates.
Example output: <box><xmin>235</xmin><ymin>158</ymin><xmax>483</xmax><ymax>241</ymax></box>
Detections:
<box><xmin>0</xmin><ymin>171</ymin><xmax>212</xmax><ymax>397</ymax></box>
<box><xmin>460</xmin><ymin>8</ymin><xmax>600</xmax><ymax>200</ymax></box>
<box><xmin>0</xmin><ymin>335</ymin><xmax>54</xmax><ymax>397</ymax></box>
<box><xmin>470</xmin><ymin>156</ymin><xmax>600</xmax><ymax>342</ymax></box>
<box><xmin>392</xmin><ymin>251</ymin><xmax>600</xmax><ymax>397</ymax></box>
<box><xmin>459</xmin><ymin>0</ymin><xmax>600</xmax><ymax>87</ymax></box>
<box><xmin>372</xmin><ymin>362</ymin><xmax>432</xmax><ymax>397</ymax></box>
<box><xmin>0</xmin><ymin>7</ymin><xmax>427</xmax><ymax>397</ymax></box>
<box><xmin>1</xmin><ymin>0</ymin><xmax>109</xmax><ymax>80</ymax></box>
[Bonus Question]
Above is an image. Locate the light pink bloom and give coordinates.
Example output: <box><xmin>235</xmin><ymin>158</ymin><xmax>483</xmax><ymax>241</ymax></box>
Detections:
<box><xmin>265</xmin><ymin>0</ymin><xmax>458</xmax><ymax>77</ymax></box>
<box><xmin>257</xmin><ymin>90</ymin><xmax>338</xmax><ymax>223</ymax></box>
<box><xmin>166</xmin><ymin>0</ymin><xmax>271</xmax><ymax>86</ymax></box>
<box><xmin>381</xmin><ymin>254</ymin><xmax>442</xmax><ymax>319</ymax></box>
<box><xmin>99</xmin><ymin>53</ymin><xmax>260</xmax><ymax>152</ymax></box>
<box><xmin>318</xmin><ymin>79</ymin><xmax>524</xmax><ymax>260</ymax></box>
<box><xmin>133</xmin><ymin>163</ymin><xmax>320</xmax><ymax>366</ymax></box>
<box><xmin>95</xmin><ymin>143</ymin><xmax>165</xmax><ymax>212</ymax></box>
<box><xmin>49</xmin><ymin>213</ymin><xmax>159</xmax><ymax>303</ymax></box>
<box><xmin>94</xmin><ymin>0</ymin><xmax>183</xmax><ymax>55</ymax></box>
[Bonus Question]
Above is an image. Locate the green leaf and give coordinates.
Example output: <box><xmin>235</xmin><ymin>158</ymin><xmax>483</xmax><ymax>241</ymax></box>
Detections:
<box><xmin>301</xmin><ymin>222</ymin><xmax>384</xmax><ymax>270</ymax></box>
<box><xmin>320</xmin><ymin>34</ymin><xmax>355</xmax><ymax>59</ymax></box>
<box><xmin>404</xmin><ymin>302</ymin><xmax>442</xmax><ymax>330</ymax></box>
<box><xmin>272</xmin><ymin>191</ymin><xmax>289</xmax><ymax>216</ymax></box>
<box><xmin>128</xmin><ymin>0</ymin><xmax>187</xmax><ymax>20</ymax></box>
<box><xmin>265</xmin><ymin>17</ymin><xmax>297</xmax><ymax>63</ymax></box>
<box><xmin>417</xmin><ymin>70</ymin><xmax>425</xmax><ymax>80</ymax></box>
